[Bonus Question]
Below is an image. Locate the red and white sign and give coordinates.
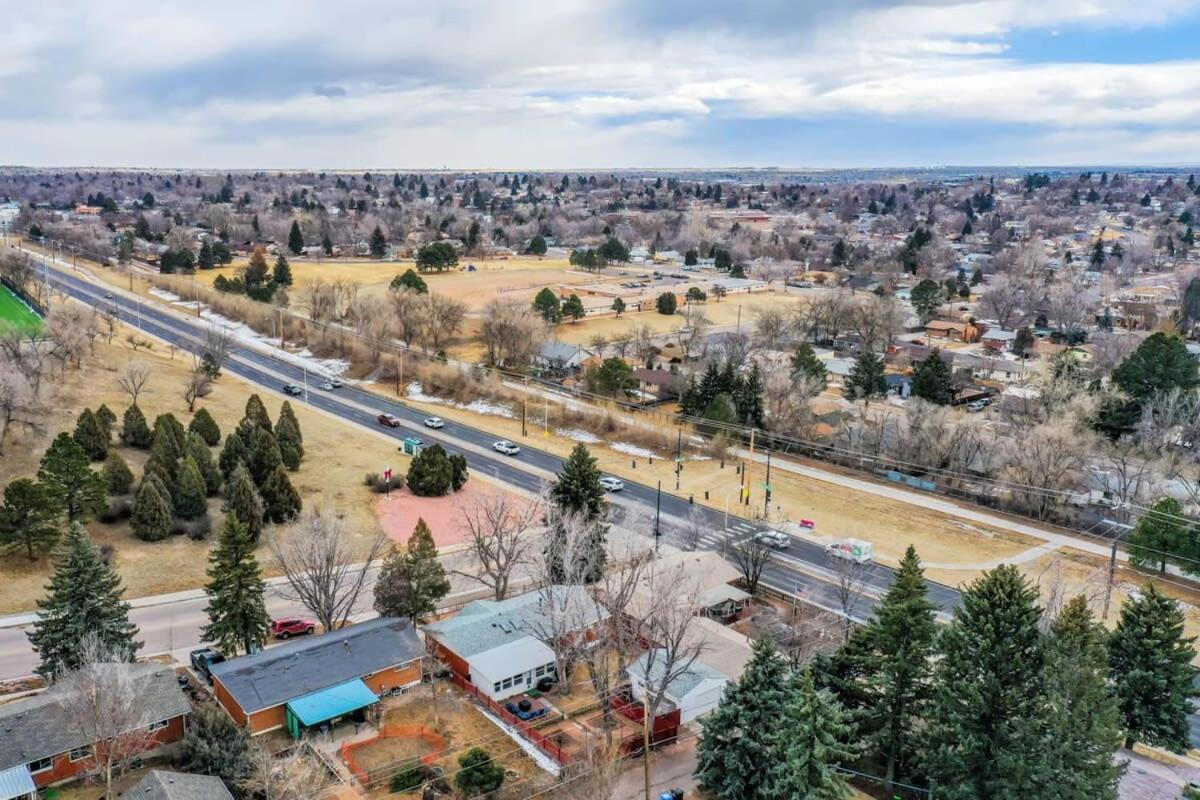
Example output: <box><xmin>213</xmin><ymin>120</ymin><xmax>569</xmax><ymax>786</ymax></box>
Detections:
<box><xmin>384</xmin><ymin>468</ymin><xmax>392</xmax><ymax>481</ymax></box>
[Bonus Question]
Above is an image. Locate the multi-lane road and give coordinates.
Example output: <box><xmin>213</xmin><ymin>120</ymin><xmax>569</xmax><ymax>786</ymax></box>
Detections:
<box><xmin>5</xmin><ymin>257</ymin><xmax>962</xmax><ymax>676</ymax></box>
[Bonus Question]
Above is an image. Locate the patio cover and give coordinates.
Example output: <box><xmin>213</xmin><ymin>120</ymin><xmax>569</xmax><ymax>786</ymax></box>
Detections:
<box><xmin>0</xmin><ymin>765</ymin><xmax>35</xmax><ymax>800</ymax></box>
<box><xmin>286</xmin><ymin>678</ymin><xmax>378</xmax><ymax>727</ymax></box>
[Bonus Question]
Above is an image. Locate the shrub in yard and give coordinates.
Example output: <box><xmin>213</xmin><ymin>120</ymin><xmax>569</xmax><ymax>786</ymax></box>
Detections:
<box><xmin>449</xmin><ymin>453</ymin><xmax>469</xmax><ymax>491</ymax></box>
<box><xmin>456</xmin><ymin>747</ymin><xmax>505</xmax><ymax>797</ymax></box>
<box><xmin>406</xmin><ymin>443</ymin><xmax>454</xmax><ymax>497</ymax></box>
<box><xmin>363</xmin><ymin>472</ymin><xmax>405</xmax><ymax>494</ymax></box>
<box><xmin>103</xmin><ymin>449</ymin><xmax>134</xmax><ymax>496</ymax></box>
<box><xmin>655</xmin><ymin>291</ymin><xmax>677</xmax><ymax>315</ymax></box>
<box><xmin>188</xmin><ymin>407</ymin><xmax>222</xmax><ymax>446</ymax></box>
<box><xmin>121</xmin><ymin>404</ymin><xmax>152</xmax><ymax>448</ymax></box>
<box><xmin>390</xmin><ymin>764</ymin><xmax>426</xmax><ymax>793</ymax></box>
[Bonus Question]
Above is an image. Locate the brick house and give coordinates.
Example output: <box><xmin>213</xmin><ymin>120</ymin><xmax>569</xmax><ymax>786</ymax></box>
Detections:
<box><xmin>210</xmin><ymin>617</ymin><xmax>423</xmax><ymax>737</ymax></box>
<box><xmin>0</xmin><ymin>663</ymin><xmax>190</xmax><ymax>793</ymax></box>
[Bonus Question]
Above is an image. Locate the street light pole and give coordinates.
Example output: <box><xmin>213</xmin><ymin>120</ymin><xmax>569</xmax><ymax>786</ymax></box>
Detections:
<box><xmin>763</xmin><ymin>449</ymin><xmax>772</xmax><ymax>518</ymax></box>
<box><xmin>654</xmin><ymin>480</ymin><xmax>662</xmax><ymax>551</ymax></box>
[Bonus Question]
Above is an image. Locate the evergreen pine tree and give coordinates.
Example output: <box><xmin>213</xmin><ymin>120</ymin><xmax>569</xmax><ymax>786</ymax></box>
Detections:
<box><xmin>546</xmin><ymin>443</ymin><xmax>608</xmax><ymax>582</ymax></box>
<box><xmin>763</xmin><ymin>668</ymin><xmax>857</xmax><ymax>800</ymax></box>
<box><xmin>131</xmin><ymin>477</ymin><xmax>173</xmax><ymax>541</ymax></box>
<box><xmin>243</xmin><ymin>394</ymin><xmax>273</xmax><ymax>433</ymax></box>
<box><xmin>696</xmin><ymin>637</ymin><xmax>794</xmax><ymax>800</ymax></box>
<box><xmin>174</xmin><ymin>456</ymin><xmax>208</xmax><ymax>520</ymax></box>
<box><xmin>223</xmin><ymin>464</ymin><xmax>265</xmax><ymax>543</ymax></box>
<box><xmin>1042</xmin><ymin>596</ymin><xmax>1124</xmax><ymax>800</ymax></box>
<box><xmin>1110</xmin><ymin>582</ymin><xmax>1197</xmax><ymax>751</ymax></box>
<box><xmin>247</xmin><ymin>426</ymin><xmax>282</xmax><ymax>486</ymax></box>
<box><xmin>278</xmin><ymin>400</ymin><xmax>303</xmax><ymax>445</ymax></box>
<box><xmin>790</xmin><ymin>342</ymin><xmax>828</xmax><ymax>389</ymax></box>
<box><xmin>218</xmin><ymin>431</ymin><xmax>248</xmax><ymax>482</ymax></box>
<box><xmin>182</xmin><ymin>704</ymin><xmax>250</xmax><ymax>787</ymax></box>
<box><xmin>0</xmin><ymin>478</ymin><xmax>63</xmax><ymax>561</ymax></box>
<box><xmin>274</xmin><ymin>404</ymin><xmax>304</xmax><ymax>471</ymax></box>
<box><xmin>1127</xmin><ymin>498</ymin><xmax>1189</xmax><ymax>574</ymax></box>
<box><xmin>261</xmin><ymin>465</ymin><xmax>301</xmax><ymax>523</ymax></box>
<box><xmin>150</xmin><ymin>416</ymin><xmax>183</xmax><ymax>472</ymax></box>
<box><xmin>103</xmin><ymin>449</ymin><xmax>135</xmax><ymax>495</ymax></box>
<box><xmin>189</xmin><ymin>407</ymin><xmax>222</xmax><ymax>446</ymax></box>
<box><xmin>197</xmin><ymin>239</ymin><xmax>214</xmax><ymax>269</ymax></box>
<box><xmin>856</xmin><ymin>545</ymin><xmax>937</xmax><ymax>788</ymax></box>
<box><xmin>154</xmin><ymin>412</ymin><xmax>188</xmax><ymax>453</ymax></box>
<box><xmin>187</xmin><ymin>432</ymin><xmax>222</xmax><ymax>496</ymax></box>
<box><xmin>406</xmin><ymin>443</ymin><xmax>455</xmax><ymax>496</ymax></box>
<box><xmin>925</xmin><ymin>565</ymin><xmax>1050</xmax><ymax>799</ymax></box>
<box><xmin>369</xmin><ymin>225</ymin><xmax>387</xmax><ymax>258</ymax></box>
<box><xmin>121</xmin><ymin>404</ymin><xmax>152</xmax><ymax>448</ymax></box>
<box><xmin>273</xmin><ymin>254</ymin><xmax>293</xmax><ymax>286</ymax></box>
<box><xmin>38</xmin><ymin>432</ymin><xmax>106</xmax><ymax>521</ymax></box>
<box><xmin>288</xmin><ymin>220</ymin><xmax>304</xmax><ymax>255</ymax></box>
<box><xmin>202</xmin><ymin>515</ymin><xmax>270</xmax><ymax>655</ymax></box>
<box><xmin>27</xmin><ymin>523</ymin><xmax>140</xmax><ymax>678</ymax></box>
<box><xmin>95</xmin><ymin>403</ymin><xmax>117</xmax><ymax>441</ymax></box>
<box><xmin>373</xmin><ymin>518</ymin><xmax>451</xmax><ymax>622</ymax></box>
<box><xmin>73</xmin><ymin>408</ymin><xmax>109</xmax><ymax>460</ymax></box>
<box><xmin>734</xmin><ymin>362</ymin><xmax>765</xmax><ymax>428</ymax></box>
<box><xmin>843</xmin><ymin>351</ymin><xmax>887</xmax><ymax>403</ymax></box>
<box><xmin>911</xmin><ymin>349</ymin><xmax>954</xmax><ymax>405</ymax></box>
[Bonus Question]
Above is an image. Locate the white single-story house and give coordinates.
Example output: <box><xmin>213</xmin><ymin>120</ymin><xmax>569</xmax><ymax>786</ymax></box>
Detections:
<box><xmin>534</xmin><ymin>341</ymin><xmax>594</xmax><ymax>372</ymax></box>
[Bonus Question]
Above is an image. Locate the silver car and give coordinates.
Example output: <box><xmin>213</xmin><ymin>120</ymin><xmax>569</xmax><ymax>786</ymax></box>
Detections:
<box><xmin>493</xmin><ymin>440</ymin><xmax>520</xmax><ymax>456</ymax></box>
<box><xmin>753</xmin><ymin>530</ymin><xmax>790</xmax><ymax>549</ymax></box>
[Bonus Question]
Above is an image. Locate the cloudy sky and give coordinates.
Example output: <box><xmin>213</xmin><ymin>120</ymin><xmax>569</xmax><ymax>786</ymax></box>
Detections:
<box><xmin>3</xmin><ymin>0</ymin><xmax>1200</xmax><ymax>168</ymax></box>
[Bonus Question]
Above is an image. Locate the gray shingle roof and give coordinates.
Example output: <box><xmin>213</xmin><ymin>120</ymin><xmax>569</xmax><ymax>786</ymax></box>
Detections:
<box><xmin>209</xmin><ymin>617</ymin><xmax>422</xmax><ymax>714</ymax></box>
<box><xmin>424</xmin><ymin>586</ymin><xmax>607</xmax><ymax>660</ymax></box>
<box><xmin>0</xmin><ymin>663</ymin><xmax>190</xmax><ymax>771</ymax></box>
<box><xmin>128</xmin><ymin>771</ymin><xmax>234</xmax><ymax>800</ymax></box>
<box><xmin>629</xmin><ymin>649</ymin><xmax>727</xmax><ymax>700</ymax></box>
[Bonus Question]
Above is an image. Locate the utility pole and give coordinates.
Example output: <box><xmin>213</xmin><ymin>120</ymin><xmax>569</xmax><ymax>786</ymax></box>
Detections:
<box><xmin>746</xmin><ymin>428</ymin><xmax>755</xmax><ymax>506</ymax></box>
<box><xmin>522</xmin><ymin>376</ymin><xmax>529</xmax><ymax>436</ymax></box>
<box><xmin>642</xmin><ymin>692</ymin><xmax>652</xmax><ymax>800</ymax></box>
<box><xmin>654</xmin><ymin>480</ymin><xmax>662</xmax><ymax>551</ymax></box>
<box><xmin>675</xmin><ymin>426</ymin><xmax>682</xmax><ymax>490</ymax></box>
<box><xmin>763</xmin><ymin>448</ymin><xmax>772</xmax><ymax>518</ymax></box>
<box><xmin>1102</xmin><ymin>537</ymin><xmax>1119</xmax><ymax>621</ymax></box>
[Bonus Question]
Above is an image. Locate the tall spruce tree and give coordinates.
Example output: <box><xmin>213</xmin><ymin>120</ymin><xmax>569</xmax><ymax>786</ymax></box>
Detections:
<box><xmin>763</xmin><ymin>668</ymin><xmax>857</xmax><ymax>800</ymax></box>
<box><xmin>188</xmin><ymin>407</ymin><xmax>222</xmax><ymax>446</ymax></box>
<box><xmin>223</xmin><ymin>464</ymin><xmax>265</xmax><ymax>542</ymax></box>
<box><xmin>243</xmin><ymin>394</ymin><xmax>273</xmax><ymax>433</ymax></box>
<box><xmin>27</xmin><ymin>524</ymin><xmax>140</xmax><ymax>678</ymax></box>
<box><xmin>911</xmin><ymin>349</ymin><xmax>954</xmax><ymax>405</ymax></box>
<box><xmin>275</xmin><ymin>411</ymin><xmax>303</xmax><ymax>471</ymax></box>
<box><xmin>857</xmin><ymin>545</ymin><xmax>937</xmax><ymax>788</ymax></box>
<box><xmin>174</xmin><ymin>456</ymin><xmax>208</xmax><ymax>520</ymax></box>
<box><xmin>1042</xmin><ymin>596</ymin><xmax>1124</xmax><ymax>800</ymax></box>
<box><xmin>0</xmin><ymin>478</ymin><xmax>63</xmax><ymax>560</ymax></box>
<box><xmin>131</xmin><ymin>476</ymin><xmax>173</xmax><ymax>541</ymax></box>
<box><xmin>38</xmin><ymin>432</ymin><xmax>106</xmax><ymax>521</ymax></box>
<box><xmin>373</xmin><ymin>518</ymin><xmax>450</xmax><ymax>622</ymax></box>
<box><xmin>261</xmin><ymin>464</ymin><xmax>301</xmax><ymax>523</ymax></box>
<box><xmin>121</xmin><ymin>403</ymin><xmax>152</xmax><ymax>448</ymax></box>
<box><xmin>288</xmin><ymin>220</ymin><xmax>304</xmax><ymax>255</ymax></box>
<box><xmin>696</xmin><ymin>637</ymin><xmax>794</xmax><ymax>800</ymax></box>
<box><xmin>73</xmin><ymin>408</ymin><xmax>109</xmax><ymax>460</ymax></box>
<box><xmin>843</xmin><ymin>351</ymin><xmax>887</xmax><ymax>404</ymax></box>
<box><xmin>218</xmin><ymin>431</ymin><xmax>248</xmax><ymax>482</ymax></box>
<box><xmin>278</xmin><ymin>400</ymin><xmax>303</xmax><ymax>445</ymax></box>
<box><xmin>1126</xmin><ymin>498</ymin><xmax>1189</xmax><ymax>574</ymax></box>
<box><xmin>546</xmin><ymin>443</ymin><xmax>608</xmax><ymax>582</ymax></box>
<box><xmin>103</xmin><ymin>449</ymin><xmax>135</xmax><ymax>495</ymax></box>
<box><xmin>202</xmin><ymin>515</ymin><xmax>270</xmax><ymax>655</ymax></box>
<box><xmin>273</xmin><ymin>254</ymin><xmax>293</xmax><ymax>287</ymax></box>
<box><xmin>1109</xmin><ymin>582</ymin><xmax>1197</xmax><ymax>751</ymax></box>
<box><xmin>186</xmin><ymin>432</ymin><xmax>222</xmax><ymax>496</ymax></box>
<box><xmin>154</xmin><ymin>412</ymin><xmax>188</xmax><ymax>453</ymax></box>
<box><xmin>734</xmin><ymin>362</ymin><xmax>765</xmax><ymax>428</ymax></box>
<box><xmin>791</xmin><ymin>341</ymin><xmax>828</xmax><ymax>389</ymax></box>
<box><xmin>925</xmin><ymin>565</ymin><xmax>1050</xmax><ymax>799</ymax></box>
<box><xmin>94</xmin><ymin>403</ymin><xmax>117</xmax><ymax>441</ymax></box>
<box><xmin>247</xmin><ymin>426</ymin><xmax>282</xmax><ymax>486</ymax></box>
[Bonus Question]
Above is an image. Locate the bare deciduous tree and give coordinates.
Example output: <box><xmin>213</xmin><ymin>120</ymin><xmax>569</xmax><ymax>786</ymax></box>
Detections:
<box><xmin>453</xmin><ymin>492</ymin><xmax>540</xmax><ymax>600</ymax></box>
<box><xmin>239</xmin><ymin>743</ymin><xmax>328</xmax><ymax>800</ymax></box>
<box><xmin>203</xmin><ymin>324</ymin><xmax>233</xmax><ymax>375</ymax></box>
<box><xmin>727</xmin><ymin>530</ymin><xmax>772</xmax><ymax>595</ymax></box>
<box><xmin>116</xmin><ymin>360</ymin><xmax>152</xmax><ymax>405</ymax></box>
<box><xmin>418</xmin><ymin>294</ymin><xmax>466</xmax><ymax>355</ymax></box>
<box><xmin>182</xmin><ymin>362</ymin><xmax>214</xmax><ymax>412</ymax></box>
<box><xmin>479</xmin><ymin>297</ymin><xmax>546</xmax><ymax>368</ymax></box>
<box><xmin>828</xmin><ymin>554</ymin><xmax>869</xmax><ymax>642</ymax></box>
<box><xmin>269</xmin><ymin>508</ymin><xmax>389</xmax><ymax>633</ymax></box>
<box><xmin>0</xmin><ymin>367</ymin><xmax>38</xmax><ymax>455</ymax></box>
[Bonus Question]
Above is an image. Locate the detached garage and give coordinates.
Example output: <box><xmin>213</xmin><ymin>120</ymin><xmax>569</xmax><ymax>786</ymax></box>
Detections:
<box><xmin>627</xmin><ymin>649</ymin><xmax>729</xmax><ymax>724</ymax></box>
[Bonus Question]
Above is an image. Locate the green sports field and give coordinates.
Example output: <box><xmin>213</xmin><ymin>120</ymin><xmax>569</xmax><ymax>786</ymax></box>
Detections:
<box><xmin>0</xmin><ymin>285</ymin><xmax>41</xmax><ymax>333</ymax></box>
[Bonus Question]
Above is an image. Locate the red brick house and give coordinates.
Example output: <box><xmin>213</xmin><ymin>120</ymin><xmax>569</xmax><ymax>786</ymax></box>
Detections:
<box><xmin>0</xmin><ymin>663</ymin><xmax>190</xmax><ymax>792</ymax></box>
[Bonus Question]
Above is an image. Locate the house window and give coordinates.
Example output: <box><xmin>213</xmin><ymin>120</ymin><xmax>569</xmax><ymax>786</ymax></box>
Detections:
<box><xmin>69</xmin><ymin>746</ymin><xmax>91</xmax><ymax>762</ymax></box>
<box><xmin>535</xmin><ymin>666</ymin><xmax>545</xmax><ymax>677</ymax></box>
<box><xmin>147</xmin><ymin>719</ymin><xmax>169</xmax><ymax>732</ymax></box>
<box><xmin>493</xmin><ymin>682</ymin><xmax>501</xmax><ymax>693</ymax></box>
<box><xmin>28</xmin><ymin>756</ymin><xmax>54</xmax><ymax>774</ymax></box>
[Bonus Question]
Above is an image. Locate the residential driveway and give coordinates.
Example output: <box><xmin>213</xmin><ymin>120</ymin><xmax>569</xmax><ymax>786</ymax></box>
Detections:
<box><xmin>1118</xmin><ymin>750</ymin><xmax>1200</xmax><ymax>800</ymax></box>
<box><xmin>615</xmin><ymin>734</ymin><xmax>699</xmax><ymax>800</ymax></box>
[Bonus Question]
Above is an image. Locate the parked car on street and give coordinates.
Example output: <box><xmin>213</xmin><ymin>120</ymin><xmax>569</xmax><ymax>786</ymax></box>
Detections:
<box><xmin>282</xmin><ymin>383</ymin><xmax>303</xmax><ymax>396</ymax></box>
<box><xmin>378</xmin><ymin>413</ymin><xmax>402</xmax><ymax>428</ymax></box>
<box><xmin>270</xmin><ymin>618</ymin><xmax>316</xmax><ymax>639</ymax></box>
<box><xmin>599</xmin><ymin>476</ymin><xmax>625</xmax><ymax>492</ymax></box>
<box><xmin>493</xmin><ymin>440</ymin><xmax>520</xmax><ymax>456</ymax></box>
<box><xmin>423</xmin><ymin>416</ymin><xmax>445</xmax><ymax>429</ymax></box>
<box><xmin>753</xmin><ymin>530</ymin><xmax>790</xmax><ymax>549</ymax></box>
<box><xmin>189</xmin><ymin>647</ymin><xmax>225</xmax><ymax>683</ymax></box>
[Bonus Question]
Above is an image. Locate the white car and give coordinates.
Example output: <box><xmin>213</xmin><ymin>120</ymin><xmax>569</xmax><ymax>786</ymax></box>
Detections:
<box><xmin>753</xmin><ymin>530</ymin><xmax>790</xmax><ymax>549</ymax></box>
<box><xmin>423</xmin><ymin>417</ymin><xmax>445</xmax><ymax>429</ymax></box>
<box><xmin>493</xmin><ymin>440</ymin><xmax>521</xmax><ymax>456</ymax></box>
<box><xmin>599</xmin><ymin>476</ymin><xmax>624</xmax><ymax>492</ymax></box>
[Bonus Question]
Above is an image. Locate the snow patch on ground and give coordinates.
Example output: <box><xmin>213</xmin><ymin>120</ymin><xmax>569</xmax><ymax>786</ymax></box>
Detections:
<box><xmin>149</xmin><ymin>288</ymin><xmax>182</xmax><ymax>302</ymax></box>
<box><xmin>610</xmin><ymin>442</ymin><xmax>657</xmax><ymax>458</ymax></box>
<box><xmin>406</xmin><ymin>382</ymin><xmax>514</xmax><ymax>418</ymax></box>
<box><xmin>556</xmin><ymin>428</ymin><xmax>601</xmax><ymax>444</ymax></box>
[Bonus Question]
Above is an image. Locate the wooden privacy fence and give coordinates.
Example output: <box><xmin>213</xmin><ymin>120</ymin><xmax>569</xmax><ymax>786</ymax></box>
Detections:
<box><xmin>339</xmin><ymin>723</ymin><xmax>446</xmax><ymax>786</ymax></box>
<box><xmin>450</xmin><ymin>672</ymin><xmax>571</xmax><ymax>765</ymax></box>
